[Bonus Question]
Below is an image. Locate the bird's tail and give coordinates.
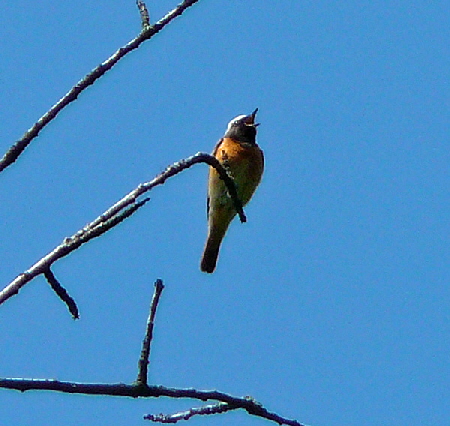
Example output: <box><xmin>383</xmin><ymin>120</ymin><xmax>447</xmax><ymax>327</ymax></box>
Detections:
<box><xmin>200</xmin><ymin>234</ymin><xmax>222</xmax><ymax>273</ymax></box>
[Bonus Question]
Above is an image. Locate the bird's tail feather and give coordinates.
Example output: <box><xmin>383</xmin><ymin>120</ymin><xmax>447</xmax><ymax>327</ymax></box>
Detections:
<box><xmin>200</xmin><ymin>236</ymin><xmax>221</xmax><ymax>273</ymax></box>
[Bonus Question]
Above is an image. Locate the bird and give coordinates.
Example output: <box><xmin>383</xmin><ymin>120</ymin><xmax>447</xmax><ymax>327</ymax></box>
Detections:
<box><xmin>200</xmin><ymin>108</ymin><xmax>264</xmax><ymax>273</ymax></box>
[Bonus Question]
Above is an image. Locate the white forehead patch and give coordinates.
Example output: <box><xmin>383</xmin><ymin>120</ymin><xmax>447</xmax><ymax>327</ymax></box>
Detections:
<box><xmin>226</xmin><ymin>115</ymin><xmax>247</xmax><ymax>131</ymax></box>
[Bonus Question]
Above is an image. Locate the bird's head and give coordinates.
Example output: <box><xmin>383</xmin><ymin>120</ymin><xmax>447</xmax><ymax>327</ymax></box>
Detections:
<box><xmin>224</xmin><ymin>108</ymin><xmax>259</xmax><ymax>143</ymax></box>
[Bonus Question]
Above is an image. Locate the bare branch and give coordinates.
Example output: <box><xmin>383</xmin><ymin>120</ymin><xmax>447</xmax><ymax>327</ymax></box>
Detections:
<box><xmin>0</xmin><ymin>153</ymin><xmax>244</xmax><ymax>307</ymax></box>
<box><xmin>43</xmin><ymin>268</ymin><xmax>79</xmax><ymax>319</ymax></box>
<box><xmin>137</xmin><ymin>279</ymin><xmax>165</xmax><ymax>385</ymax></box>
<box><xmin>0</xmin><ymin>0</ymin><xmax>201</xmax><ymax>173</ymax></box>
<box><xmin>0</xmin><ymin>378</ymin><xmax>305</xmax><ymax>426</ymax></box>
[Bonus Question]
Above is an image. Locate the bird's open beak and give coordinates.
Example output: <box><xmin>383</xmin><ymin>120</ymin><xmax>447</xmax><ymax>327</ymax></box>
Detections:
<box><xmin>245</xmin><ymin>108</ymin><xmax>260</xmax><ymax>126</ymax></box>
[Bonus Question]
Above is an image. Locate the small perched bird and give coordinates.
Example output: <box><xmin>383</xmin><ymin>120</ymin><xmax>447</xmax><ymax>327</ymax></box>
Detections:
<box><xmin>200</xmin><ymin>109</ymin><xmax>264</xmax><ymax>273</ymax></box>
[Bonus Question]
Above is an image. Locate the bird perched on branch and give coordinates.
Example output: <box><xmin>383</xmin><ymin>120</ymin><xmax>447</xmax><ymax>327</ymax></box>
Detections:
<box><xmin>200</xmin><ymin>109</ymin><xmax>264</xmax><ymax>273</ymax></box>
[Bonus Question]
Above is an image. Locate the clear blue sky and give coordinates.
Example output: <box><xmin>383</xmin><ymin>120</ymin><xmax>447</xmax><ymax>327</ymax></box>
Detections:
<box><xmin>1</xmin><ymin>1</ymin><xmax>449</xmax><ymax>425</ymax></box>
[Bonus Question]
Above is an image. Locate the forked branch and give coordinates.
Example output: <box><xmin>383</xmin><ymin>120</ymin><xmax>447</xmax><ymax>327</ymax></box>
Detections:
<box><xmin>0</xmin><ymin>153</ymin><xmax>245</xmax><ymax>308</ymax></box>
<box><xmin>0</xmin><ymin>272</ymin><xmax>304</xmax><ymax>425</ymax></box>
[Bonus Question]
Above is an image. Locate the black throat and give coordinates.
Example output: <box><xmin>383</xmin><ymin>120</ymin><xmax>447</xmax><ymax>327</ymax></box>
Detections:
<box><xmin>224</xmin><ymin>125</ymin><xmax>257</xmax><ymax>145</ymax></box>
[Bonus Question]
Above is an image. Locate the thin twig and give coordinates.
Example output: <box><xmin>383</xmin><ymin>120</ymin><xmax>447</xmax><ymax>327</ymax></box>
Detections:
<box><xmin>137</xmin><ymin>279</ymin><xmax>165</xmax><ymax>385</ymax></box>
<box><xmin>0</xmin><ymin>0</ymin><xmax>201</xmax><ymax>173</ymax></box>
<box><xmin>43</xmin><ymin>268</ymin><xmax>79</xmax><ymax>319</ymax></box>
<box><xmin>144</xmin><ymin>401</ymin><xmax>233</xmax><ymax>423</ymax></box>
<box><xmin>137</xmin><ymin>0</ymin><xmax>151</xmax><ymax>27</ymax></box>
<box><xmin>0</xmin><ymin>153</ymin><xmax>244</xmax><ymax>306</ymax></box>
<box><xmin>0</xmin><ymin>378</ymin><xmax>305</xmax><ymax>426</ymax></box>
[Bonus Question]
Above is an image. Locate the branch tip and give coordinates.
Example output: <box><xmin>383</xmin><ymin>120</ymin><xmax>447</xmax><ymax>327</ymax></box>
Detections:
<box><xmin>137</xmin><ymin>279</ymin><xmax>165</xmax><ymax>384</ymax></box>
<box><xmin>43</xmin><ymin>268</ymin><xmax>79</xmax><ymax>319</ymax></box>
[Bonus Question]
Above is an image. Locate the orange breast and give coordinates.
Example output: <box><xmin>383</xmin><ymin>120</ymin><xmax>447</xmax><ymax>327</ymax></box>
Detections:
<box><xmin>212</xmin><ymin>137</ymin><xmax>264</xmax><ymax>207</ymax></box>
